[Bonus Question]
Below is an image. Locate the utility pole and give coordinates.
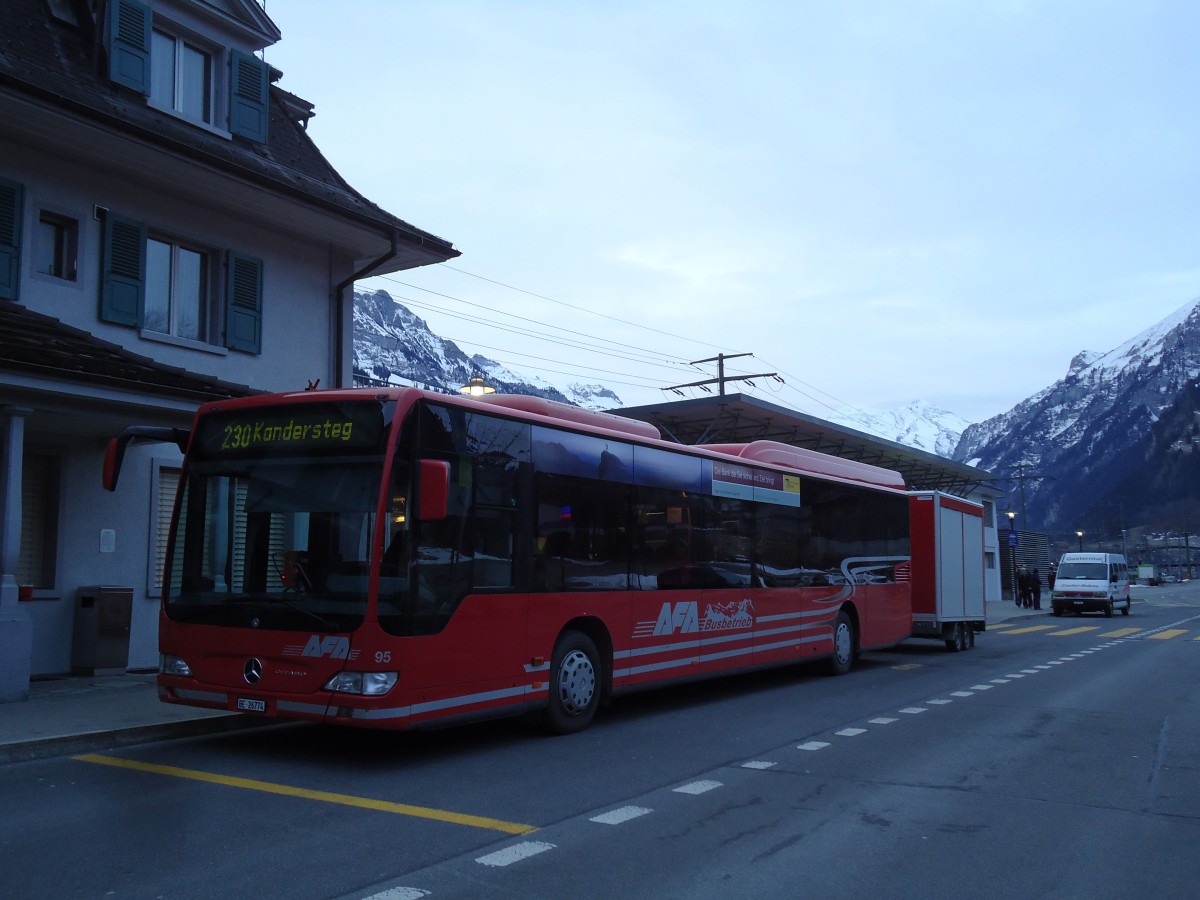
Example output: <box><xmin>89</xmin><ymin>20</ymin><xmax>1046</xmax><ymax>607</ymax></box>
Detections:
<box><xmin>1005</xmin><ymin>462</ymin><xmax>1053</xmax><ymax>528</ymax></box>
<box><xmin>665</xmin><ymin>353</ymin><xmax>778</xmax><ymax>397</ymax></box>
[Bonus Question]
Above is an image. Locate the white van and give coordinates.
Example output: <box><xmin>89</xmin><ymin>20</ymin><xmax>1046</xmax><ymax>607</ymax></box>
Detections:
<box><xmin>1050</xmin><ymin>552</ymin><xmax>1130</xmax><ymax>617</ymax></box>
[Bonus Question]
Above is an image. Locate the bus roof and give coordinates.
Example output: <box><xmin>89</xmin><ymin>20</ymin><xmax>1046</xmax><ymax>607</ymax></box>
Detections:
<box><xmin>195</xmin><ymin>387</ymin><xmax>907</xmax><ymax>492</ymax></box>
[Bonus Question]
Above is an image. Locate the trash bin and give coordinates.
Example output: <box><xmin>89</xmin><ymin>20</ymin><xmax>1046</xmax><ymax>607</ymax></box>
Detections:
<box><xmin>71</xmin><ymin>586</ymin><xmax>133</xmax><ymax>676</ymax></box>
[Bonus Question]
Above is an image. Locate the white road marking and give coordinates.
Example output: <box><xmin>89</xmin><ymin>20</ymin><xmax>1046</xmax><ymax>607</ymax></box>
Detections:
<box><xmin>476</xmin><ymin>842</ymin><xmax>556</xmax><ymax>867</ymax></box>
<box><xmin>742</xmin><ymin>760</ymin><xmax>777</xmax><ymax>770</ymax></box>
<box><xmin>798</xmin><ymin>741</ymin><xmax>831</xmax><ymax>751</ymax></box>
<box><xmin>590</xmin><ymin>806</ymin><xmax>653</xmax><ymax>825</ymax></box>
<box><xmin>836</xmin><ymin>728</ymin><xmax>867</xmax><ymax>736</ymax></box>
<box><xmin>869</xmin><ymin>717</ymin><xmax>898</xmax><ymax>725</ymax></box>
<box><xmin>673</xmin><ymin>780</ymin><xmax>722</xmax><ymax>795</ymax></box>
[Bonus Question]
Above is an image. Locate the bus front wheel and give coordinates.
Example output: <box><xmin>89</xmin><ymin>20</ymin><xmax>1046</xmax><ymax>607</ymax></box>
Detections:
<box><xmin>545</xmin><ymin>631</ymin><xmax>601</xmax><ymax>734</ymax></box>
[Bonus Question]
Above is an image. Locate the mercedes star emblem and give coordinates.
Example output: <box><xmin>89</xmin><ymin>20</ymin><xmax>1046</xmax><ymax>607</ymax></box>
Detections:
<box><xmin>243</xmin><ymin>658</ymin><xmax>263</xmax><ymax>685</ymax></box>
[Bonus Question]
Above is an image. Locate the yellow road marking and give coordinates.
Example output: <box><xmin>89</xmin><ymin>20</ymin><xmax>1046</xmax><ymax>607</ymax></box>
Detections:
<box><xmin>986</xmin><ymin>622</ymin><xmax>1019</xmax><ymax>630</ymax></box>
<box><xmin>1148</xmin><ymin>630</ymin><xmax>1188</xmax><ymax>641</ymax></box>
<box><xmin>1001</xmin><ymin>625</ymin><xmax>1058</xmax><ymax>635</ymax></box>
<box><xmin>75</xmin><ymin>753</ymin><xmax>537</xmax><ymax>835</ymax></box>
<box><xmin>892</xmin><ymin>663</ymin><xmax>923</xmax><ymax>670</ymax></box>
<box><xmin>1100</xmin><ymin>628</ymin><xmax>1142</xmax><ymax>637</ymax></box>
<box><xmin>1048</xmin><ymin>627</ymin><xmax>1100</xmax><ymax>636</ymax></box>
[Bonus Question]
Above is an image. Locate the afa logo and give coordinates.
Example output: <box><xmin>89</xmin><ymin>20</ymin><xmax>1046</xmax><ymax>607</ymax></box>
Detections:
<box><xmin>282</xmin><ymin>635</ymin><xmax>361</xmax><ymax>660</ymax></box>
<box><xmin>652</xmin><ymin>601</ymin><xmax>700</xmax><ymax>636</ymax></box>
<box><xmin>634</xmin><ymin>599</ymin><xmax>756</xmax><ymax>638</ymax></box>
<box><xmin>303</xmin><ymin>635</ymin><xmax>350</xmax><ymax>658</ymax></box>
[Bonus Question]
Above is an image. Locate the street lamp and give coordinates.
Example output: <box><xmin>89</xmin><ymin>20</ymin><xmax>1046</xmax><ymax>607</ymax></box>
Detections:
<box><xmin>459</xmin><ymin>375</ymin><xmax>496</xmax><ymax>397</ymax></box>
<box><xmin>1076</xmin><ymin>530</ymin><xmax>1084</xmax><ymax>551</ymax></box>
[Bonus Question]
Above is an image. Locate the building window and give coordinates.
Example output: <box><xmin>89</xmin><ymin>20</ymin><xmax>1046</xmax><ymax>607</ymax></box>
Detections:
<box><xmin>150</xmin><ymin>29</ymin><xmax>213</xmax><ymax>124</ymax></box>
<box><xmin>145</xmin><ymin>236</ymin><xmax>210</xmax><ymax>341</ymax></box>
<box><xmin>19</xmin><ymin>454</ymin><xmax>59</xmax><ymax>590</ymax></box>
<box><xmin>34</xmin><ymin>211</ymin><xmax>78</xmax><ymax>280</ymax></box>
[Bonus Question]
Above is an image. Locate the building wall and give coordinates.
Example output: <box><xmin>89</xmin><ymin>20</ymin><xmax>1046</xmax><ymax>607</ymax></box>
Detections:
<box><xmin>4</xmin><ymin>136</ymin><xmax>351</xmax><ymax>395</ymax></box>
<box><xmin>2</xmin><ymin>137</ymin><xmax>358</xmax><ymax>675</ymax></box>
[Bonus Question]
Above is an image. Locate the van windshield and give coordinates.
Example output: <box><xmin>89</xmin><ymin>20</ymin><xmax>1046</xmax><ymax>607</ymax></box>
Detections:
<box><xmin>1057</xmin><ymin>562</ymin><xmax>1107</xmax><ymax>580</ymax></box>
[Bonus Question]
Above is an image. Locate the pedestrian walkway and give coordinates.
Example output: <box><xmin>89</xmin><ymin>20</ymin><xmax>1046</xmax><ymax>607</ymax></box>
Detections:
<box><xmin>0</xmin><ymin>597</ymin><xmax>1054</xmax><ymax>765</ymax></box>
<box><xmin>0</xmin><ymin>672</ymin><xmax>257</xmax><ymax>764</ymax></box>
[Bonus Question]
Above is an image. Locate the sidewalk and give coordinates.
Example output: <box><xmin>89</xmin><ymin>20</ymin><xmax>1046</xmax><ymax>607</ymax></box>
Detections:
<box><xmin>0</xmin><ymin>672</ymin><xmax>262</xmax><ymax>764</ymax></box>
<box><xmin>0</xmin><ymin>598</ymin><xmax>1053</xmax><ymax>764</ymax></box>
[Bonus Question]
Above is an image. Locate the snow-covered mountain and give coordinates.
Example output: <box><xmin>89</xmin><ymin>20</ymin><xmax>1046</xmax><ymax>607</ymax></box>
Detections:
<box><xmin>352</xmin><ymin>289</ymin><xmax>621</xmax><ymax>411</ymax></box>
<box><xmin>954</xmin><ymin>296</ymin><xmax>1200</xmax><ymax>531</ymax></box>
<box><xmin>826</xmin><ymin>401</ymin><xmax>970</xmax><ymax>458</ymax></box>
<box><xmin>353</xmin><ymin>288</ymin><xmax>971</xmax><ymax>450</ymax></box>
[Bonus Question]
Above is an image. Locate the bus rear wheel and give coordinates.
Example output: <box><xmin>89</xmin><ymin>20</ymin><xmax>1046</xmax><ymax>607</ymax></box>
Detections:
<box><xmin>545</xmin><ymin>631</ymin><xmax>601</xmax><ymax>735</ymax></box>
<box><xmin>827</xmin><ymin>611</ymin><xmax>856</xmax><ymax>676</ymax></box>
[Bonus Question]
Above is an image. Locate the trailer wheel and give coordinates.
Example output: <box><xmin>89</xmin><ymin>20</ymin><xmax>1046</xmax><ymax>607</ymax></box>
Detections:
<box><xmin>544</xmin><ymin>630</ymin><xmax>601</xmax><ymax>735</ymax></box>
<box><xmin>945</xmin><ymin>623</ymin><xmax>963</xmax><ymax>653</ymax></box>
<box><xmin>827</xmin><ymin>611</ymin><xmax>856</xmax><ymax>675</ymax></box>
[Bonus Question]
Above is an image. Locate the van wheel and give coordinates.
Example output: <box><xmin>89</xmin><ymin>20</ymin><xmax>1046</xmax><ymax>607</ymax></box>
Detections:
<box><xmin>1104</xmin><ymin>602</ymin><xmax>1114</xmax><ymax>618</ymax></box>
<box><xmin>1121</xmin><ymin>603</ymin><xmax>1130</xmax><ymax>616</ymax></box>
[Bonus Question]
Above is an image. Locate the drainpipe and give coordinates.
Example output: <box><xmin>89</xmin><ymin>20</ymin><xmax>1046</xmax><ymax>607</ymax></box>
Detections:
<box><xmin>333</xmin><ymin>228</ymin><xmax>400</xmax><ymax>388</ymax></box>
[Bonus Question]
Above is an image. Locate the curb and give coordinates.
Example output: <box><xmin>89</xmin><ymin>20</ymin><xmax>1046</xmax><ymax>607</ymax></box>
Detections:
<box><xmin>0</xmin><ymin>714</ymin><xmax>275</xmax><ymax>765</ymax></box>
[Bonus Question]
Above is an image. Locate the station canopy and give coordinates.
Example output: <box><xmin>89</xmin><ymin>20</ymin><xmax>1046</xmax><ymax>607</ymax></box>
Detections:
<box><xmin>616</xmin><ymin>394</ymin><xmax>997</xmax><ymax>498</ymax></box>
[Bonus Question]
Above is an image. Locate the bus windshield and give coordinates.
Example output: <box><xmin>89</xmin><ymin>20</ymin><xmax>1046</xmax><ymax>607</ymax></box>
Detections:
<box><xmin>163</xmin><ymin>399</ymin><xmax>394</xmax><ymax>633</ymax></box>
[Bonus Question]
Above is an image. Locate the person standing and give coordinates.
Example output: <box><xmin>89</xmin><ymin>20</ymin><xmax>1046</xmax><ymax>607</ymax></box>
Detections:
<box><xmin>1031</xmin><ymin>568</ymin><xmax>1042</xmax><ymax>610</ymax></box>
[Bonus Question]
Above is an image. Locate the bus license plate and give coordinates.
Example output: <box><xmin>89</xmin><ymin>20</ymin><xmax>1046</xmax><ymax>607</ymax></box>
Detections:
<box><xmin>237</xmin><ymin>697</ymin><xmax>267</xmax><ymax>713</ymax></box>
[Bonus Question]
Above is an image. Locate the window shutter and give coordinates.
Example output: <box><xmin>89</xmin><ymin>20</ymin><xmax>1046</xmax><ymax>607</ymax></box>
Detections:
<box><xmin>152</xmin><ymin>467</ymin><xmax>180</xmax><ymax>594</ymax></box>
<box><xmin>0</xmin><ymin>178</ymin><xmax>22</xmax><ymax>300</ymax></box>
<box><xmin>229</xmin><ymin>50</ymin><xmax>270</xmax><ymax>143</ymax></box>
<box><xmin>225</xmin><ymin>251</ymin><xmax>263</xmax><ymax>353</ymax></box>
<box><xmin>107</xmin><ymin>0</ymin><xmax>151</xmax><ymax>94</ymax></box>
<box><xmin>17</xmin><ymin>455</ymin><xmax>52</xmax><ymax>588</ymax></box>
<box><xmin>100</xmin><ymin>212</ymin><xmax>146</xmax><ymax>326</ymax></box>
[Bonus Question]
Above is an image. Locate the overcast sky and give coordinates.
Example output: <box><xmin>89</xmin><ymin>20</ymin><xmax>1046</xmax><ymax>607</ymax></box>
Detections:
<box><xmin>265</xmin><ymin>1</ymin><xmax>1200</xmax><ymax>424</ymax></box>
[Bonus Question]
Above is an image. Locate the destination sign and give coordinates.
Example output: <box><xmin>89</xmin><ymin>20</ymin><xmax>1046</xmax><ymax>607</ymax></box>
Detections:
<box><xmin>192</xmin><ymin>401</ymin><xmax>388</xmax><ymax>458</ymax></box>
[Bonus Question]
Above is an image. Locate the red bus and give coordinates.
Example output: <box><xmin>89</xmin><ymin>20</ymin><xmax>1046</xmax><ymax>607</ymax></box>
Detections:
<box><xmin>105</xmin><ymin>387</ymin><xmax>919</xmax><ymax>734</ymax></box>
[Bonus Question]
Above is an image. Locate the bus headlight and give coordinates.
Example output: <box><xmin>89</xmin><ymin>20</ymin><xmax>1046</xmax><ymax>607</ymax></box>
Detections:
<box><xmin>160</xmin><ymin>654</ymin><xmax>192</xmax><ymax>677</ymax></box>
<box><xmin>323</xmin><ymin>671</ymin><xmax>398</xmax><ymax>696</ymax></box>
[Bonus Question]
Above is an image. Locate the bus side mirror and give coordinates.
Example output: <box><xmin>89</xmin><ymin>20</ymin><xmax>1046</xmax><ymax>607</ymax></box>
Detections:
<box><xmin>417</xmin><ymin>459</ymin><xmax>450</xmax><ymax>521</ymax></box>
<box><xmin>102</xmin><ymin>437</ymin><xmax>125</xmax><ymax>492</ymax></box>
<box><xmin>103</xmin><ymin>426</ymin><xmax>190</xmax><ymax>491</ymax></box>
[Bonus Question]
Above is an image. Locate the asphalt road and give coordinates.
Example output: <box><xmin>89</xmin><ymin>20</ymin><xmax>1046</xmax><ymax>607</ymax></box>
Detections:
<box><xmin>4</xmin><ymin>586</ymin><xmax>1200</xmax><ymax>899</ymax></box>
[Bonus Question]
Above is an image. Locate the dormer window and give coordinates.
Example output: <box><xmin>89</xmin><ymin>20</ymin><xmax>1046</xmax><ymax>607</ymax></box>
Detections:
<box><xmin>150</xmin><ymin>29</ymin><xmax>213</xmax><ymax>125</ymax></box>
<box><xmin>106</xmin><ymin>0</ymin><xmax>269</xmax><ymax>143</ymax></box>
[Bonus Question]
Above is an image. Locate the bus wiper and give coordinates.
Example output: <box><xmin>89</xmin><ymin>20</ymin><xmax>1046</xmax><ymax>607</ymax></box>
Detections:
<box><xmin>268</xmin><ymin>597</ymin><xmax>341</xmax><ymax>632</ymax></box>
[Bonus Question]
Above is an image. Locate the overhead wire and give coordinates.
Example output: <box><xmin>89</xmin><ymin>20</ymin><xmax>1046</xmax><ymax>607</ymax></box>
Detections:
<box><xmin>361</xmin><ymin>264</ymin><xmax>889</xmax><ymax>429</ymax></box>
